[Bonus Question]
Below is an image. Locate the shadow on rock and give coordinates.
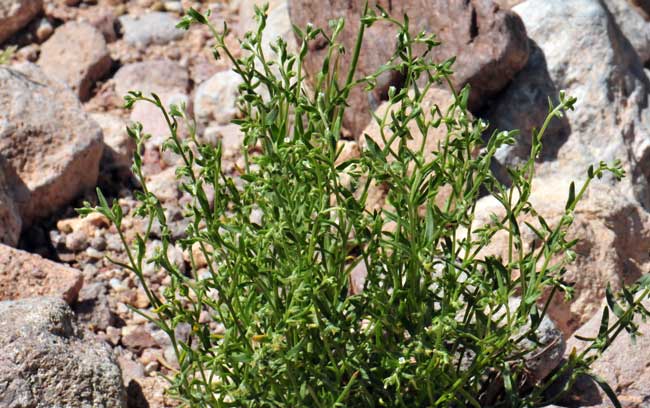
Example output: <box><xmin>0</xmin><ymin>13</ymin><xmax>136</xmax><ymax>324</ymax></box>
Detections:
<box><xmin>479</xmin><ymin>40</ymin><xmax>571</xmax><ymax>184</ymax></box>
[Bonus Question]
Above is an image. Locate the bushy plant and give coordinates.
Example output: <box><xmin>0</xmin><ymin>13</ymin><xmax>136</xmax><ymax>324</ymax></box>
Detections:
<box><xmin>82</xmin><ymin>5</ymin><xmax>650</xmax><ymax>407</ymax></box>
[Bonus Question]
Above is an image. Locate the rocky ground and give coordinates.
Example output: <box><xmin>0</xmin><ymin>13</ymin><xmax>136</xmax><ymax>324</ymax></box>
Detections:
<box><xmin>1</xmin><ymin>0</ymin><xmax>650</xmax><ymax>407</ymax></box>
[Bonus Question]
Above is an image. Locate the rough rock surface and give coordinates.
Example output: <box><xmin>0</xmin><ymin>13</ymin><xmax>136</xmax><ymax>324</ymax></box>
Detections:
<box><xmin>239</xmin><ymin>0</ymin><xmax>297</xmax><ymax>55</ymax></box>
<box><xmin>119</xmin><ymin>12</ymin><xmax>184</xmax><ymax>47</ymax></box>
<box><xmin>0</xmin><ymin>158</ymin><xmax>21</xmax><ymax>247</ymax></box>
<box><xmin>194</xmin><ymin>69</ymin><xmax>242</xmax><ymax>129</ymax></box>
<box><xmin>484</xmin><ymin>0</ymin><xmax>650</xmax><ymax>207</ymax></box>
<box><xmin>472</xmin><ymin>180</ymin><xmax>650</xmax><ymax>335</ymax></box>
<box><xmin>288</xmin><ymin>0</ymin><xmax>529</xmax><ymax>136</ymax></box>
<box><xmin>0</xmin><ymin>297</ymin><xmax>126</xmax><ymax>407</ymax></box>
<box><xmin>38</xmin><ymin>21</ymin><xmax>112</xmax><ymax>101</ymax></box>
<box><xmin>0</xmin><ymin>63</ymin><xmax>104</xmax><ymax>224</ymax></box>
<box><xmin>603</xmin><ymin>0</ymin><xmax>650</xmax><ymax>64</ymax></box>
<box><xmin>561</xmin><ymin>301</ymin><xmax>650</xmax><ymax>407</ymax></box>
<box><xmin>0</xmin><ymin>243</ymin><xmax>83</xmax><ymax>304</ymax></box>
<box><xmin>0</xmin><ymin>0</ymin><xmax>43</xmax><ymax>44</ymax></box>
<box><xmin>91</xmin><ymin>112</ymin><xmax>136</xmax><ymax>173</ymax></box>
<box><xmin>113</xmin><ymin>59</ymin><xmax>189</xmax><ymax>98</ymax></box>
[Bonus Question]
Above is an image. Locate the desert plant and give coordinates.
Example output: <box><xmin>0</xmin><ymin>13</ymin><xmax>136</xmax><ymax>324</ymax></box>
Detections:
<box><xmin>82</xmin><ymin>4</ymin><xmax>650</xmax><ymax>407</ymax></box>
<box><xmin>0</xmin><ymin>46</ymin><xmax>16</xmax><ymax>65</ymax></box>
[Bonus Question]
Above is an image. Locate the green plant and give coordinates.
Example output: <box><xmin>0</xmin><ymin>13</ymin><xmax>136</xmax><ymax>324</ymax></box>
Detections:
<box><xmin>82</xmin><ymin>4</ymin><xmax>650</xmax><ymax>407</ymax></box>
<box><xmin>0</xmin><ymin>46</ymin><xmax>16</xmax><ymax>65</ymax></box>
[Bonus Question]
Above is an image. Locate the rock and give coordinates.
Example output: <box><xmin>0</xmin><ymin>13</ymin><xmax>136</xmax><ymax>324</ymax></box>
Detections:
<box><xmin>194</xmin><ymin>69</ymin><xmax>242</xmax><ymax>128</ymax></box>
<box><xmin>0</xmin><ymin>159</ymin><xmax>21</xmax><ymax>247</ymax></box>
<box><xmin>0</xmin><ymin>243</ymin><xmax>83</xmax><ymax>304</ymax></box>
<box><xmin>73</xmin><ymin>281</ymin><xmax>115</xmax><ymax>332</ymax></box>
<box><xmin>91</xmin><ymin>112</ymin><xmax>136</xmax><ymax>172</ymax></box>
<box><xmin>203</xmin><ymin>124</ymin><xmax>245</xmax><ymax>155</ymax></box>
<box><xmin>486</xmin><ymin>0</ymin><xmax>650</xmax><ymax>208</ymax></box>
<box><xmin>511</xmin><ymin>298</ymin><xmax>565</xmax><ymax>382</ymax></box>
<box><xmin>603</xmin><ymin>0</ymin><xmax>650</xmax><ymax>64</ymax></box>
<box><xmin>163</xmin><ymin>0</ymin><xmax>182</xmax><ymax>13</ymax></box>
<box><xmin>492</xmin><ymin>0</ymin><xmax>524</xmax><ymax>6</ymax></box>
<box><xmin>239</xmin><ymin>0</ymin><xmax>297</xmax><ymax>54</ymax></box>
<box><xmin>113</xmin><ymin>59</ymin><xmax>189</xmax><ymax>98</ymax></box>
<box><xmin>82</xmin><ymin>6</ymin><xmax>118</xmax><ymax>42</ymax></box>
<box><xmin>145</xmin><ymin>165</ymin><xmax>181</xmax><ymax>203</ymax></box>
<box><xmin>0</xmin><ymin>297</ymin><xmax>126</xmax><ymax>407</ymax></box>
<box><xmin>127</xmin><ymin>376</ymin><xmax>175</xmax><ymax>408</ymax></box>
<box><xmin>131</xmin><ymin>91</ymin><xmax>189</xmax><ymax>141</ymax></box>
<box><xmin>472</xmin><ymin>180</ymin><xmax>650</xmax><ymax>335</ymax></box>
<box><xmin>122</xmin><ymin>325</ymin><xmax>157</xmax><ymax>354</ymax></box>
<box><xmin>118</xmin><ymin>11</ymin><xmax>184</xmax><ymax>47</ymax></box>
<box><xmin>561</xmin><ymin>300</ymin><xmax>650</xmax><ymax>407</ymax></box>
<box><xmin>57</xmin><ymin>212</ymin><xmax>111</xmax><ymax>235</ymax></box>
<box><xmin>114</xmin><ymin>61</ymin><xmax>190</xmax><ymax>167</ymax></box>
<box><xmin>0</xmin><ymin>0</ymin><xmax>43</xmax><ymax>44</ymax></box>
<box><xmin>118</xmin><ymin>353</ymin><xmax>145</xmax><ymax>386</ymax></box>
<box><xmin>38</xmin><ymin>22</ymin><xmax>112</xmax><ymax>101</ymax></box>
<box><xmin>288</xmin><ymin>0</ymin><xmax>529</xmax><ymax>136</ymax></box>
<box><xmin>34</xmin><ymin>16</ymin><xmax>53</xmax><ymax>42</ymax></box>
<box><xmin>65</xmin><ymin>229</ymin><xmax>89</xmax><ymax>252</ymax></box>
<box><xmin>0</xmin><ymin>63</ymin><xmax>104</xmax><ymax>224</ymax></box>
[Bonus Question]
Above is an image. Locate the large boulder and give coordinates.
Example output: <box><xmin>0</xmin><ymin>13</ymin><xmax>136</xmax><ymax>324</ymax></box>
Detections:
<box><xmin>288</xmin><ymin>0</ymin><xmax>529</xmax><ymax>136</ymax></box>
<box><xmin>484</xmin><ymin>0</ymin><xmax>650</xmax><ymax>207</ymax></box>
<box><xmin>0</xmin><ymin>243</ymin><xmax>83</xmax><ymax>304</ymax></box>
<box><xmin>38</xmin><ymin>22</ymin><xmax>112</xmax><ymax>102</ymax></box>
<box><xmin>0</xmin><ymin>157</ymin><xmax>21</xmax><ymax>247</ymax></box>
<box><xmin>0</xmin><ymin>297</ymin><xmax>126</xmax><ymax>407</ymax></box>
<box><xmin>0</xmin><ymin>63</ymin><xmax>104</xmax><ymax>224</ymax></box>
<box><xmin>0</xmin><ymin>0</ymin><xmax>42</xmax><ymax>44</ymax></box>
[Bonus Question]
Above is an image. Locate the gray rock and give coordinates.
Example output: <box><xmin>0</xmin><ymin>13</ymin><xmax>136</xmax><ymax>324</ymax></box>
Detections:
<box><xmin>118</xmin><ymin>12</ymin><xmax>184</xmax><ymax>47</ymax></box>
<box><xmin>0</xmin><ymin>297</ymin><xmax>126</xmax><ymax>407</ymax></box>
<box><xmin>91</xmin><ymin>112</ymin><xmax>136</xmax><ymax>173</ymax></box>
<box><xmin>38</xmin><ymin>22</ymin><xmax>112</xmax><ymax>101</ymax></box>
<box><xmin>557</xmin><ymin>300</ymin><xmax>650</xmax><ymax>407</ymax></box>
<box><xmin>0</xmin><ymin>157</ymin><xmax>21</xmax><ymax>247</ymax></box>
<box><xmin>194</xmin><ymin>69</ymin><xmax>242</xmax><ymax>128</ymax></box>
<box><xmin>74</xmin><ymin>282</ymin><xmax>115</xmax><ymax>332</ymax></box>
<box><xmin>112</xmin><ymin>59</ymin><xmax>188</xmax><ymax>98</ymax></box>
<box><xmin>0</xmin><ymin>0</ymin><xmax>43</xmax><ymax>44</ymax></box>
<box><xmin>0</xmin><ymin>63</ymin><xmax>104</xmax><ymax>224</ymax></box>
<box><xmin>603</xmin><ymin>0</ymin><xmax>650</xmax><ymax>65</ymax></box>
<box><xmin>486</xmin><ymin>0</ymin><xmax>650</xmax><ymax>207</ymax></box>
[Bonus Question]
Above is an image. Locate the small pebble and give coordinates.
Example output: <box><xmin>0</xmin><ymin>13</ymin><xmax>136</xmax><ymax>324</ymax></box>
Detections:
<box><xmin>106</xmin><ymin>326</ymin><xmax>122</xmax><ymax>346</ymax></box>
<box><xmin>35</xmin><ymin>18</ymin><xmax>53</xmax><ymax>42</ymax></box>
<box><xmin>110</xmin><ymin>278</ymin><xmax>128</xmax><ymax>292</ymax></box>
<box><xmin>90</xmin><ymin>235</ymin><xmax>107</xmax><ymax>251</ymax></box>
<box><xmin>106</xmin><ymin>233</ymin><xmax>123</xmax><ymax>251</ymax></box>
<box><xmin>150</xmin><ymin>1</ymin><xmax>165</xmax><ymax>11</ymax></box>
<box><xmin>65</xmin><ymin>230</ymin><xmax>88</xmax><ymax>252</ymax></box>
<box><xmin>86</xmin><ymin>247</ymin><xmax>104</xmax><ymax>260</ymax></box>
<box><xmin>144</xmin><ymin>361</ymin><xmax>159</xmax><ymax>375</ymax></box>
<box><xmin>17</xmin><ymin>44</ymin><xmax>39</xmax><ymax>62</ymax></box>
